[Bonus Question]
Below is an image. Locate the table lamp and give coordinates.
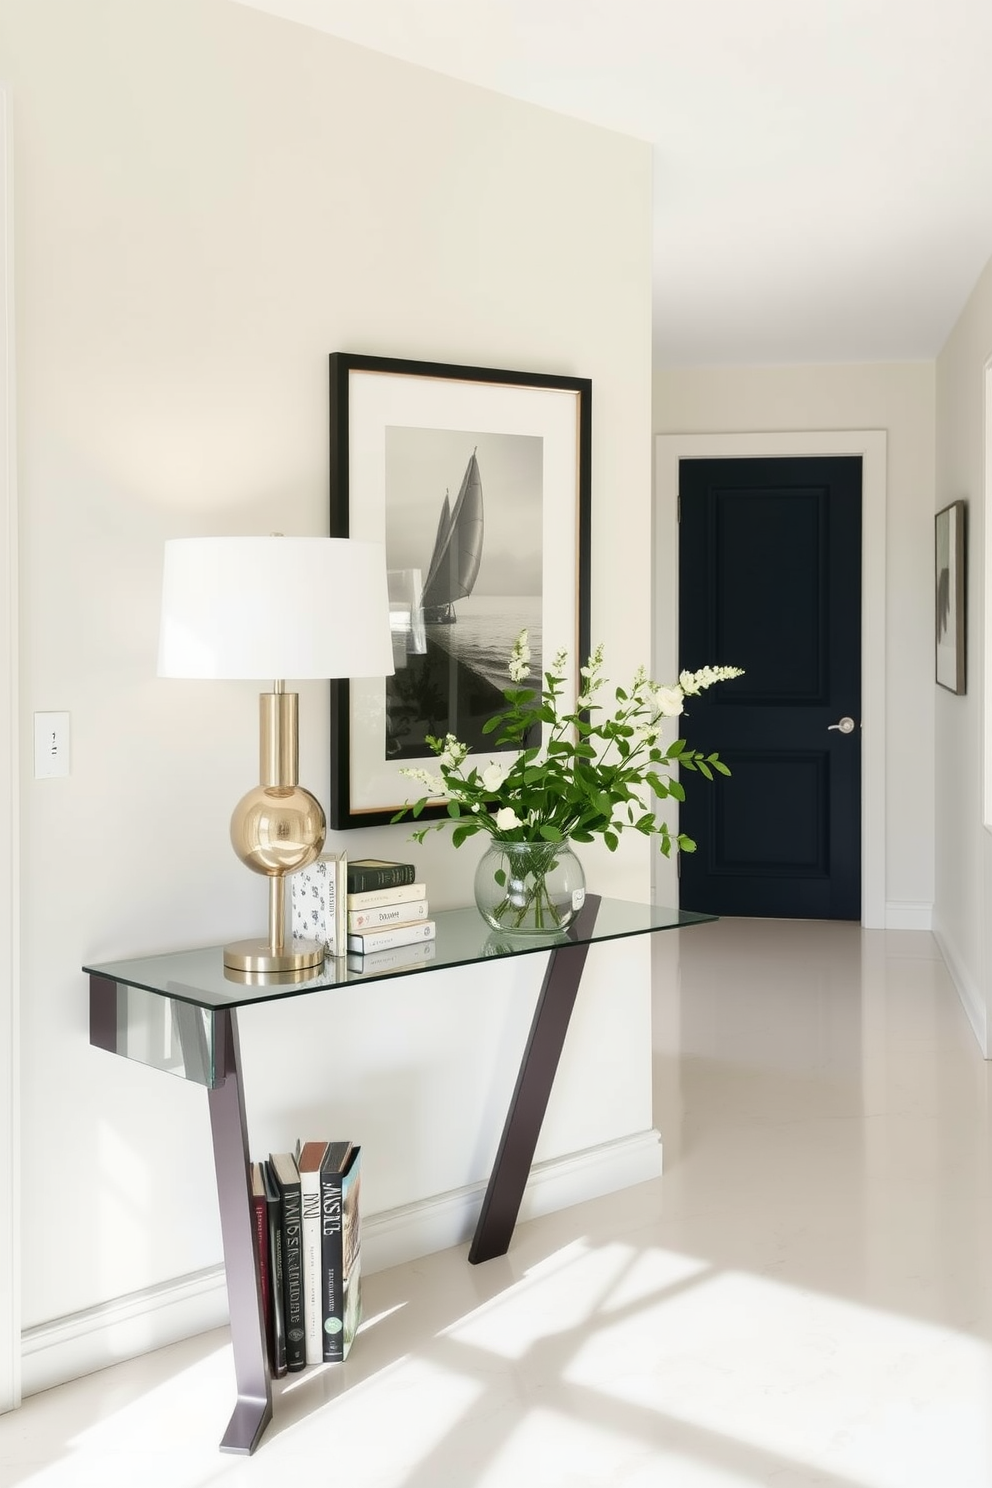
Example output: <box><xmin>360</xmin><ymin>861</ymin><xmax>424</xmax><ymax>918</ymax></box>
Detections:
<box><xmin>158</xmin><ymin>535</ymin><xmax>393</xmax><ymax>978</ymax></box>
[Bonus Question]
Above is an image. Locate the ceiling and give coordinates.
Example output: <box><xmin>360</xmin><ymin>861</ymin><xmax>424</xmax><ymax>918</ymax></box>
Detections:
<box><xmin>234</xmin><ymin>0</ymin><xmax>992</xmax><ymax>367</ymax></box>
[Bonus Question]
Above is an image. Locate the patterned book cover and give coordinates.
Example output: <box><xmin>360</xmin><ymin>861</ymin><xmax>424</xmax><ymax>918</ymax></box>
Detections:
<box><xmin>291</xmin><ymin>853</ymin><xmax>347</xmax><ymax>953</ymax></box>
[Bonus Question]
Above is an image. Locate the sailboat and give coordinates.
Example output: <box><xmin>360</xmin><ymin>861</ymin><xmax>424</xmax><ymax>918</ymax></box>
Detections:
<box><xmin>421</xmin><ymin>449</ymin><xmax>484</xmax><ymax>624</ymax></box>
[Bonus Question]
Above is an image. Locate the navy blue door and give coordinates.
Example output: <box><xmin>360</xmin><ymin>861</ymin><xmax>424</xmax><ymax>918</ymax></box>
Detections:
<box><xmin>678</xmin><ymin>456</ymin><xmax>862</xmax><ymax>920</ymax></box>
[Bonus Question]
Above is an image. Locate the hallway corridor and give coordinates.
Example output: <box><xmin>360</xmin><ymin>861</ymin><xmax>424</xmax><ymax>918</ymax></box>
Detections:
<box><xmin>1</xmin><ymin>919</ymin><xmax>987</xmax><ymax>1487</ymax></box>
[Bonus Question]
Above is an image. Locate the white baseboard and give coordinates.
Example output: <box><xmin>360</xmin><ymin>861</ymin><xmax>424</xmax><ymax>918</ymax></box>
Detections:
<box><xmin>932</xmin><ymin>918</ymin><xmax>988</xmax><ymax>1056</ymax></box>
<box><xmin>363</xmin><ymin>1128</ymin><xmax>662</xmax><ymax>1274</ymax></box>
<box><xmin>885</xmin><ymin>900</ymin><xmax>933</xmax><ymax>931</ymax></box>
<box><xmin>21</xmin><ymin>1264</ymin><xmax>230</xmax><ymax>1400</ymax></box>
<box><xmin>21</xmin><ymin>1129</ymin><xmax>662</xmax><ymax>1398</ymax></box>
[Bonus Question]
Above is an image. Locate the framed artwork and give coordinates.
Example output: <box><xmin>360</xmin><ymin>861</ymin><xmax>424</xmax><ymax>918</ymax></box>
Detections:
<box><xmin>328</xmin><ymin>352</ymin><xmax>591</xmax><ymax>830</ymax></box>
<box><xmin>935</xmin><ymin>499</ymin><xmax>966</xmax><ymax>694</ymax></box>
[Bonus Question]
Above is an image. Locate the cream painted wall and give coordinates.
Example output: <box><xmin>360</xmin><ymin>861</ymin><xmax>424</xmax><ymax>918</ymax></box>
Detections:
<box><xmin>934</xmin><ymin>256</ymin><xmax>992</xmax><ymax>1050</ymax></box>
<box><xmin>4</xmin><ymin>0</ymin><xmax>655</xmax><ymax>1340</ymax></box>
<box><xmin>654</xmin><ymin>364</ymin><xmax>936</xmax><ymax>924</ymax></box>
<box><xmin>0</xmin><ymin>85</ymin><xmax>20</xmax><ymax>1415</ymax></box>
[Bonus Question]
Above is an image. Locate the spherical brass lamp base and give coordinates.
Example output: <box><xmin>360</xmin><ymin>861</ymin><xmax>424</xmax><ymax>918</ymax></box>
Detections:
<box><xmin>231</xmin><ymin>785</ymin><xmax>325</xmax><ymax>876</ymax></box>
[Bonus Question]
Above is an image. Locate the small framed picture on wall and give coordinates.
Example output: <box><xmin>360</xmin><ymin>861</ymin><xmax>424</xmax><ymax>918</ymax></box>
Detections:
<box><xmin>935</xmin><ymin>499</ymin><xmax>966</xmax><ymax>694</ymax></box>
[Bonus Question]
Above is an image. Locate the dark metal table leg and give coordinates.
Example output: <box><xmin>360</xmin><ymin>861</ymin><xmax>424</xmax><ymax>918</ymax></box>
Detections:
<box><xmin>469</xmin><ymin>893</ymin><xmax>602</xmax><ymax>1264</ymax></box>
<box><xmin>207</xmin><ymin>1008</ymin><xmax>273</xmax><ymax>1454</ymax></box>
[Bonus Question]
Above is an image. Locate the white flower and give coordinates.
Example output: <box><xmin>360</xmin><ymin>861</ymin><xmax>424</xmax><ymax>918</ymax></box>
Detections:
<box><xmin>494</xmin><ymin>806</ymin><xmax>522</xmax><ymax>831</ymax></box>
<box><xmin>651</xmin><ymin>685</ymin><xmax>685</xmax><ymax>718</ymax></box>
<box><xmin>679</xmin><ymin>665</ymin><xmax>744</xmax><ymax>695</ymax></box>
<box><xmin>438</xmin><ymin>732</ymin><xmax>469</xmax><ymax>770</ymax></box>
<box><xmin>400</xmin><ymin>766</ymin><xmax>445</xmax><ymax>795</ymax></box>
<box><xmin>580</xmin><ymin>643</ymin><xmax>605</xmax><ymax>682</ymax></box>
<box><xmin>481</xmin><ymin>763</ymin><xmax>507</xmax><ymax>792</ymax></box>
<box><xmin>508</xmin><ymin>629</ymin><xmax>532</xmax><ymax>682</ymax></box>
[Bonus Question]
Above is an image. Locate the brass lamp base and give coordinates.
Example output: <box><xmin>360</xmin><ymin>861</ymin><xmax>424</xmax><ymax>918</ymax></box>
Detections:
<box><xmin>224</xmin><ymin>935</ymin><xmax>325</xmax><ymax>978</ymax></box>
<box><xmin>223</xmin><ymin>686</ymin><xmax>329</xmax><ymax>984</ymax></box>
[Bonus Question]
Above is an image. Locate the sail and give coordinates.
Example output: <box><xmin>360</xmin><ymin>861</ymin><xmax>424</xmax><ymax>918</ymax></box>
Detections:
<box><xmin>421</xmin><ymin>451</ymin><xmax>484</xmax><ymax>616</ymax></box>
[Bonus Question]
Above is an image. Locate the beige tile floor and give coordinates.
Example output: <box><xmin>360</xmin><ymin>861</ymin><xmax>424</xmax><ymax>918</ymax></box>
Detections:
<box><xmin>2</xmin><ymin>917</ymin><xmax>990</xmax><ymax>1487</ymax></box>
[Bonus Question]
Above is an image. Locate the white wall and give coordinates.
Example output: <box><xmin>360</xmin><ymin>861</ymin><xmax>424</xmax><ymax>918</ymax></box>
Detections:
<box><xmin>0</xmin><ymin>84</ymin><xmax>20</xmax><ymax>1415</ymax></box>
<box><xmin>654</xmin><ymin>364</ymin><xmax>936</xmax><ymax>927</ymax></box>
<box><xmin>3</xmin><ymin>0</ymin><xmax>655</xmax><ymax>1378</ymax></box>
<box><xmin>934</xmin><ymin>256</ymin><xmax>992</xmax><ymax>1050</ymax></box>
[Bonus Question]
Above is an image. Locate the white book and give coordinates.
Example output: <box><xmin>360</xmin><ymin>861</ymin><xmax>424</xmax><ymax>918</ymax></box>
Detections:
<box><xmin>347</xmin><ymin>918</ymin><xmax>436</xmax><ymax>954</ymax></box>
<box><xmin>348</xmin><ymin>899</ymin><xmax>430</xmax><ymax>932</ymax></box>
<box><xmin>296</xmin><ymin>1141</ymin><xmax>331</xmax><ymax>1366</ymax></box>
<box><xmin>292</xmin><ymin>853</ymin><xmax>347</xmax><ymax>954</ymax></box>
<box><xmin>348</xmin><ymin>940</ymin><xmax>437</xmax><ymax>976</ymax></box>
<box><xmin>346</xmin><ymin>881</ymin><xmax>427</xmax><ymax>912</ymax></box>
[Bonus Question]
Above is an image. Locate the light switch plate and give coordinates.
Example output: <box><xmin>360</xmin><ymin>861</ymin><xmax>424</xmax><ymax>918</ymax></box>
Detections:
<box><xmin>34</xmin><ymin>712</ymin><xmax>70</xmax><ymax>778</ymax></box>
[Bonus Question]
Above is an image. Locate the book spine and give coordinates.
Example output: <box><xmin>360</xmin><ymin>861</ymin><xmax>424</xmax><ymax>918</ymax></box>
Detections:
<box><xmin>264</xmin><ymin>1163</ymin><xmax>287</xmax><ymax>1378</ymax></box>
<box><xmin>320</xmin><ymin>860</ymin><xmax>338</xmax><ymax>956</ymax></box>
<box><xmin>281</xmin><ymin>1181</ymin><xmax>306</xmax><ymax>1371</ymax></box>
<box><xmin>347</xmin><ymin>861</ymin><xmax>416</xmax><ymax>892</ymax></box>
<box><xmin>300</xmin><ymin>1166</ymin><xmax>323</xmax><ymax>1365</ymax></box>
<box><xmin>332</xmin><ymin>853</ymin><xmax>347</xmax><ymax>956</ymax></box>
<box><xmin>348</xmin><ymin>898</ymin><xmax>429</xmax><ymax>932</ymax></box>
<box><xmin>346</xmin><ymin>882</ymin><xmax>427</xmax><ymax>912</ymax></box>
<box><xmin>347</xmin><ymin>919</ymin><xmax>436</xmax><ymax>954</ymax></box>
<box><xmin>347</xmin><ymin>940</ymin><xmax>437</xmax><ymax>975</ymax></box>
<box><xmin>320</xmin><ymin>1163</ymin><xmax>346</xmax><ymax>1363</ymax></box>
<box><xmin>341</xmin><ymin>1147</ymin><xmax>362</xmax><ymax>1361</ymax></box>
<box><xmin>250</xmin><ymin>1165</ymin><xmax>272</xmax><ymax>1370</ymax></box>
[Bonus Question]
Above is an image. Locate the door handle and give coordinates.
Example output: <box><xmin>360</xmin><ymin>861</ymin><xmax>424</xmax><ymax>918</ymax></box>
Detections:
<box><xmin>827</xmin><ymin>716</ymin><xmax>857</xmax><ymax>734</ymax></box>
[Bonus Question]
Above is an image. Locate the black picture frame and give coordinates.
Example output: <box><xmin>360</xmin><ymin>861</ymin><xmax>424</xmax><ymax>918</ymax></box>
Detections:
<box><xmin>935</xmin><ymin>499</ymin><xmax>966</xmax><ymax>695</ymax></box>
<box><xmin>328</xmin><ymin>352</ymin><xmax>591</xmax><ymax>831</ymax></box>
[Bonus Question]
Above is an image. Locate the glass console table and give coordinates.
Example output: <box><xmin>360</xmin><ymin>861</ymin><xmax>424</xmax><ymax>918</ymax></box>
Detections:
<box><xmin>85</xmin><ymin>895</ymin><xmax>715</xmax><ymax>1454</ymax></box>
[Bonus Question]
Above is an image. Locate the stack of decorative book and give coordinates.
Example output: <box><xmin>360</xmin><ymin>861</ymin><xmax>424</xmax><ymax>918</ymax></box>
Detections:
<box><xmin>250</xmin><ymin>1140</ymin><xmax>362</xmax><ymax>1376</ymax></box>
<box><xmin>346</xmin><ymin>859</ymin><xmax>435</xmax><ymax>974</ymax></box>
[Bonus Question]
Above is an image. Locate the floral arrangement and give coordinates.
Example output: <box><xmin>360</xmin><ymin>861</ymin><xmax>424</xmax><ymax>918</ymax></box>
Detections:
<box><xmin>394</xmin><ymin>629</ymin><xmax>743</xmax><ymax>859</ymax></box>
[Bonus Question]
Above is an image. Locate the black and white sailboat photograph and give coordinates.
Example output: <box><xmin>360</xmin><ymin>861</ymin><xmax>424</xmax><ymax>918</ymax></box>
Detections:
<box><xmin>383</xmin><ymin>424</ymin><xmax>543</xmax><ymax>759</ymax></box>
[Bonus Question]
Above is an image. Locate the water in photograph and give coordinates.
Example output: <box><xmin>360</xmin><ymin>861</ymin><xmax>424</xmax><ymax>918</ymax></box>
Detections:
<box><xmin>386</xmin><ymin>595</ymin><xmax>542</xmax><ymax>761</ymax></box>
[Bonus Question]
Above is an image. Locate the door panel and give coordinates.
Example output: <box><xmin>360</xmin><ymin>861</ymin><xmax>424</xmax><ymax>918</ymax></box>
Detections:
<box><xmin>678</xmin><ymin>456</ymin><xmax>862</xmax><ymax>920</ymax></box>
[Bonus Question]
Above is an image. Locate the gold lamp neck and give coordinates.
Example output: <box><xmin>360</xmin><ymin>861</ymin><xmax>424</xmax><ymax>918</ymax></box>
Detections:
<box><xmin>259</xmin><ymin>686</ymin><xmax>298</xmax><ymax>788</ymax></box>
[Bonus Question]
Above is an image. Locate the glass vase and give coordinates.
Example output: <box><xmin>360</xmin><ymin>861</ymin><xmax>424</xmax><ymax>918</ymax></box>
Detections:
<box><xmin>473</xmin><ymin>838</ymin><xmax>586</xmax><ymax>935</ymax></box>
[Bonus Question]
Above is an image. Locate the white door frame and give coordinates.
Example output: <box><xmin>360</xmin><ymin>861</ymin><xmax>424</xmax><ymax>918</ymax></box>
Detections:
<box><xmin>654</xmin><ymin>430</ymin><xmax>886</xmax><ymax>930</ymax></box>
<box><xmin>1</xmin><ymin>84</ymin><xmax>21</xmax><ymax>1414</ymax></box>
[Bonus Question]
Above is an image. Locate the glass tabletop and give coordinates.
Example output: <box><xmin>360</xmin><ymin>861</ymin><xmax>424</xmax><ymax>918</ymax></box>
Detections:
<box><xmin>84</xmin><ymin>897</ymin><xmax>717</xmax><ymax>1012</ymax></box>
